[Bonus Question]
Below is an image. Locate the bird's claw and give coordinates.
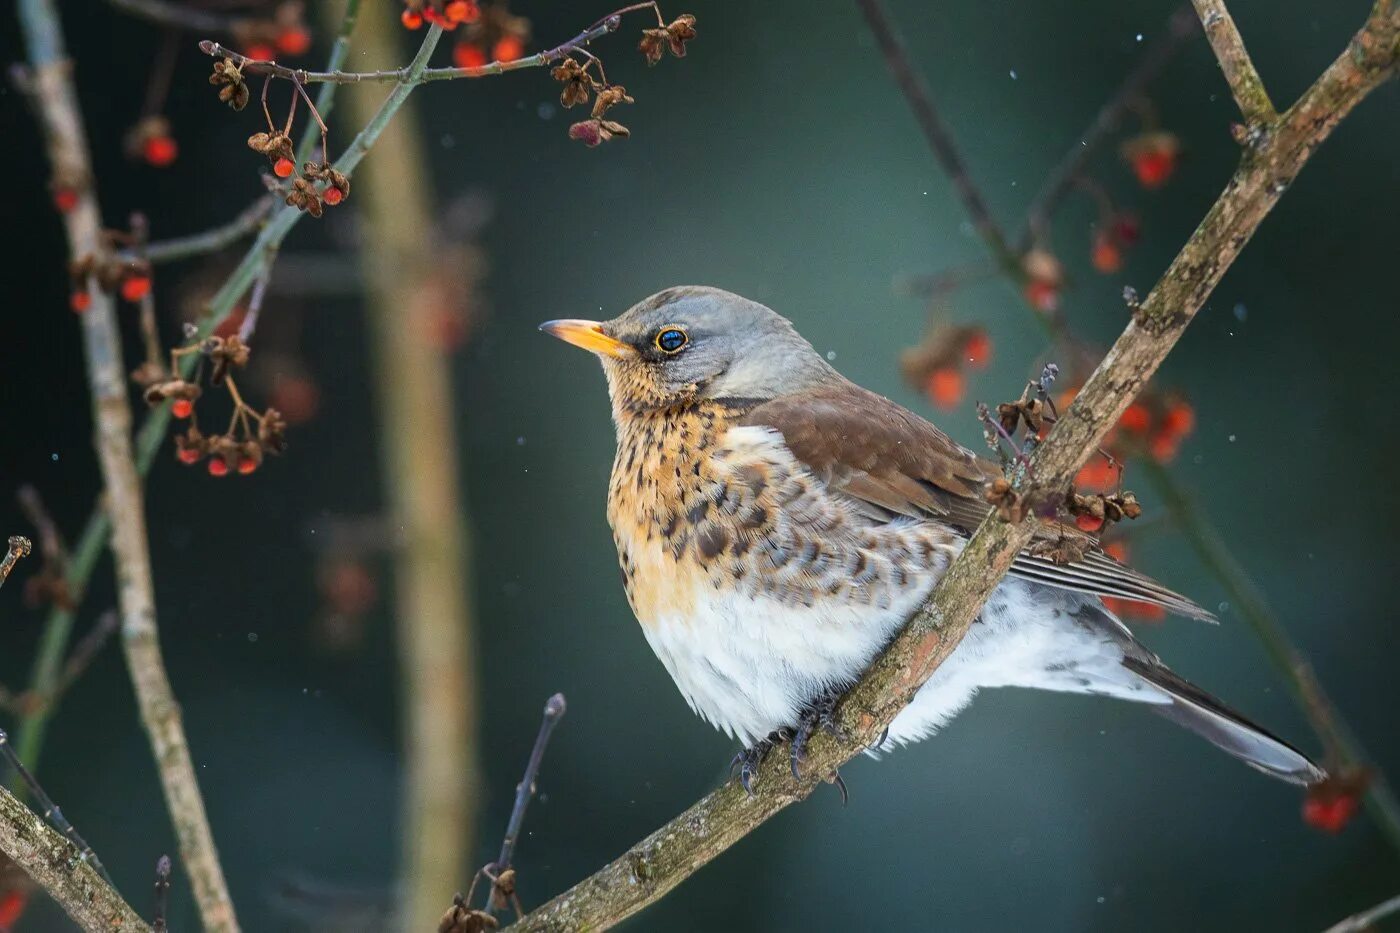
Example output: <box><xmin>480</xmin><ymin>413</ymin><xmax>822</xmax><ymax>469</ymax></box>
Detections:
<box><xmin>730</xmin><ymin>734</ymin><xmax>782</xmax><ymax>797</ymax></box>
<box><xmin>789</xmin><ymin>687</ymin><xmax>844</xmax><ymax>780</ymax></box>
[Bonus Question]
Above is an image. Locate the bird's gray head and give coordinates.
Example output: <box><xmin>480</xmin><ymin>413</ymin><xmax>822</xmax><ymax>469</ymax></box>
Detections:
<box><xmin>540</xmin><ymin>286</ymin><xmax>836</xmax><ymax>413</ymax></box>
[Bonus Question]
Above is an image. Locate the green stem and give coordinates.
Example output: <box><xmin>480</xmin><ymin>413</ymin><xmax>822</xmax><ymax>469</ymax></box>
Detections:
<box><xmin>1143</xmin><ymin>460</ymin><xmax>1400</xmax><ymax>850</ymax></box>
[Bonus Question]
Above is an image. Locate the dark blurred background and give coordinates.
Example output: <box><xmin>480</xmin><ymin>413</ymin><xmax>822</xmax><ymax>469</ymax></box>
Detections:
<box><xmin>2</xmin><ymin>0</ymin><xmax>1398</xmax><ymax>929</ymax></box>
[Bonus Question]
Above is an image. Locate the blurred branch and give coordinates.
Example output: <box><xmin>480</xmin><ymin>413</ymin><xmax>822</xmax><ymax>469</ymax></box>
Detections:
<box><xmin>339</xmin><ymin>9</ymin><xmax>479</xmax><ymax>930</ymax></box>
<box><xmin>109</xmin><ymin>0</ymin><xmax>249</xmax><ymax>33</ymax></box>
<box><xmin>854</xmin><ymin>0</ymin><xmax>1020</xmax><ymax>277</ymax></box>
<box><xmin>1019</xmin><ymin>4</ymin><xmax>1199</xmax><ymax>249</ymax></box>
<box><xmin>136</xmin><ymin>195</ymin><xmax>277</xmax><ymax>264</ymax></box>
<box><xmin>0</xmin><ymin>784</ymin><xmax>148</xmax><ymax>932</ymax></box>
<box><xmin>510</xmin><ymin>4</ymin><xmax>1400</xmax><ymax>927</ymax></box>
<box><xmin>1324</xmin><ymin>893</ymin><xmax>1400</xmax><ymax>933</ymax></box>
<box><xmin>1143</xmin><ymin>461</ymin><xmax>1400</xmax><ymax>848</ymax></box>
<box><xmin>1191</xmin><ymin>0</ymin><xmax>1277</xmax><ymax>122</ymax></box>
<box><xmin>17</xmin><ymin>0</ymin><xmax>239</xmax><ymax>926</ymax></box>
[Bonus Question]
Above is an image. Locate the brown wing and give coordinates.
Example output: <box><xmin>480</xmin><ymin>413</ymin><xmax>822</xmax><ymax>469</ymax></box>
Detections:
<box><xmin>739</xmin><ymin>381</ymin><xmax>1215</xmax><ymax>622</ymax></box>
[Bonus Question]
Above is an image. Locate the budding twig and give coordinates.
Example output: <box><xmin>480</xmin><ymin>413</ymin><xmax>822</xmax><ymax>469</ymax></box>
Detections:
<box><xmin>0</xmin><ymin>537</ymin><xmax>33</xmax><ymax>590</ymax></box>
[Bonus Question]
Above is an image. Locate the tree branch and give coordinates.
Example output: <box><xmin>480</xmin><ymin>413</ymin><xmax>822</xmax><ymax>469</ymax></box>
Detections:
<box><xmin>1191</xmin><ymin>0</ymin><xmax>1278</xmax><ymax>123</ymax></box>
<box><xmin>1324</xmin><ymin>892</ymin><xmax>1400</xmax><ymax>933</ymax></box>
<box><xmin>508</xmin><ymin>3</ymin><xmax>1400</xmax><ymax>928</ymax></box>
<box><xmin>136</xmin><ymin>195</ymin><xmax>276</xmax><ymax>265</ymax></box>
<box><xmin>0</xmin><ymin>785</ymin><xmax>148</xmax><ymax>932</ymax></box>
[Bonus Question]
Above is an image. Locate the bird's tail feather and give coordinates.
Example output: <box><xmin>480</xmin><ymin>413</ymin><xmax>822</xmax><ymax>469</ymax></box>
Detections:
<box><xmin>1122</xmin><ymin>657</ymin><xmax>1325</xmax><ymax>786</ymax></box>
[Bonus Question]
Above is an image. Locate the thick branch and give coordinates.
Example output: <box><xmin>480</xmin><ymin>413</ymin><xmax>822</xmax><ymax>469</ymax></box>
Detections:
<box><xmin>510</xmin><ymin>4</ymin><xmax>1400</xmax><ymax>928</ymax></box>
<box><xmin>1191</xmin><ymin>0</ymin><xmax>1278</xmax><ymax>122</ymax></box>
<box><xmin>17</xmin><ymin>0</ymin><xmax>240</xmax><ymax>928</ymax></box>
<box><xmin>0</xmin><ymin>785</ymin><xmax>149</xmax><ymax>932</ymax></box>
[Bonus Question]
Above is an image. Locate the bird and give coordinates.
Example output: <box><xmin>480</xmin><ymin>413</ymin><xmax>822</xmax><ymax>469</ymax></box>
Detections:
<box><xmin>540</xmin><ymin>285</ymin><xmax>1324</xmax><ymax>793</ymax></box>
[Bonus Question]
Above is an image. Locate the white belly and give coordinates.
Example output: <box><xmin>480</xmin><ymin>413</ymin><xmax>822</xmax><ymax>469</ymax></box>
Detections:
<box><xmin>641</xmin><ymin>577</ymin><xmax>1168</xmax><ymax>750</ymax></box>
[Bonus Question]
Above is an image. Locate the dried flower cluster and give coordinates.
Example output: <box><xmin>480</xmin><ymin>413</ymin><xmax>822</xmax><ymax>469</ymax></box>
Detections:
<box><xmin>139</xmin><ymin>334</ymin><xmax>286</xmax><ymax>477</ymax></box>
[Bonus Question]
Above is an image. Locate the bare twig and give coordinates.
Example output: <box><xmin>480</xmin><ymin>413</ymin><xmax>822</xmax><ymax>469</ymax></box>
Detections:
<box><xmin>1323</xmin><ymin>892</ymin><xmax>1400</xmax><ymax>933</ymax></box>
<box><xmin>481</xmin><ymin>694</ymin><xmax>567</xmax><ymax>918</ymax></box>
<box><xmin>854</xmin><ymin>0</ymin><xmax>1020</xmax><ymax>277</ymax></box>
<box><xmin>53</xmin><ymin>610</ymin><xmax>120</xmax><ymax>701</ymax></box>
<box><xmin>0</xmin><ymin>538</ymin><xmax>32</xmax><ymax>590</ymax></box>
<box><xmin>152</xmin><ymin>855</ymin><xmax>172</xmax><ymax>933</ymax></box>
<box><xmin>109</xmin><ymin>0</ymin><xmax>250</xmax><ymax>33</ymax></box>
<box><xmin>0</xmin><ymin>784</ymin><xmax>149</xmax><ymax>932</ymax></box>
<box><xmin>1191</xmin><ymin>0</ymin><xmax>1277</xmax><ymax>123</ymax></box>
<box><xmin>136</xmin><ymin>195</ymin><xmax>277</xmax><ymax>264</ymax></box>
<box><xmin>1019</xmin><ymin>4</ymin><xmax>1199</xmax><ymax>249</ymax></box>
<box><xmin>0</xmin><ymin>729</ymin><xmax>110</xmax><ymax>884</ymax></box>
<box><xmin>19</xmin><ymin>0</ymin><xmax>239</xmax><ymax>926</ymax></box>
<box><xmin>509</xmin><ymin>3</ymin><xmax>1400</xmax><ymax>927</ymax></box>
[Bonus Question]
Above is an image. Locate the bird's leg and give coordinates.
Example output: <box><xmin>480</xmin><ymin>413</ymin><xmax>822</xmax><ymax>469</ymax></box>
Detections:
<box><xmin>789</xmin><ymin>685</ymin><xmax>844</xmax><ymax>780</ymax></box>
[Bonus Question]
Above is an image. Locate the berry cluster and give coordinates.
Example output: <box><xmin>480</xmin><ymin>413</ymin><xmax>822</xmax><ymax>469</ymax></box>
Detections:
<box><xmin>900</xmin><ymin>323</ymin><xmax>992</xmax><ymax>411</ymax></box>
<box><xmin>140</xmin><ymin>335</ymin><xmax>286</xmax><ymax>477</ymax></box>
<box><xmin>231</xmin><ymin>2</ymin><xmax>313</xmax><ymax>63</ymax></box>
<box><xmin>67</xmin><ymin>254</ymin><xmax>152</xmax><ymax>313</ymax></box>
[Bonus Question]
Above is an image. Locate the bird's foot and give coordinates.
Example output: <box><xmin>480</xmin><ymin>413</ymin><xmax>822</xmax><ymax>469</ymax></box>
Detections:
<box><xmin>729</xmin><ymin>733</ymin><xmax>784</xmax><ymax>797</ymax></box>
<box><xmin>789</xmin><ymin>686</ymin><xmax>845</xmax><ymax>781</ymax></box>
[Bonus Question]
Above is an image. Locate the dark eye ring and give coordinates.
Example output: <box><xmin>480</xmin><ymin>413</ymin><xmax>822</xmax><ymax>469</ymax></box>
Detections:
<box><xmin>655</xmin><ymin>327</ymin><xmax>688</xmax><ymax>354</ymax></box>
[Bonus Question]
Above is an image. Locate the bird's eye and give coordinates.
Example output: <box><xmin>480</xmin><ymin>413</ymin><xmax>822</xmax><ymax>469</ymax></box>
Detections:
<box><xmin>655</xmin><ymin>327</ymin><xmax>688</xmax><ymax>354</ymax></box>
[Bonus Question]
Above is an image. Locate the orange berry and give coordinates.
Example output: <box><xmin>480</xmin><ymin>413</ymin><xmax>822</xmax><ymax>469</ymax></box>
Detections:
<box><xmin>237</xmin><ymin>455</ymin><xmax>260</xmax><ymax>475</ymax></box>
<box><xmin>273</xmin><ymin>157</ymin><xmax>295</xmax><ymax>178</ymax></box>
<box><xmin>1075</xmin><ymin>513</ymin><xmax>1104</xmax><ymax>533</ymax></box>
<box><xmin>208</xmin><ymin>458</ymin><xmax>229</xmax><ymax>477</ymax></box>
<box><xmin>925</xmin><ymin>367</ymin><xmax>964</xmax><ymax>411</ymax></box>
<box><xmin>69</xmin><ymin>290</ymin><xmax>91</xmax><ymax>313</ymax></box>
<box><xmin>453</xmin><ymin>42</ymin><xmax>487</xmax><ymax>69</ymax></box>
<box><xmin>1149</xmin><ymin>431</ymin><xmax>1180</xmax><ymax>463</ymax></box>
<box><xmin>1075</xmin><ymin>459</ymin><xmax>1117</xmax><ymax>491</ymax></box>
<box><xmin>1023</xmin><ymin>278</ymin><xmax>1058</xmax><ymax>313</ymax></box>
<box><xmin>120</xmin><ymin>275</ymin><xmax>151</xmax><ymax>302</ymax></box>
<box><xmin>171</xmin><ymin>398</ymin><xmax>194</xmax><ymax>419</ymax></box>
<box><xmin>245</xmin><ymin>43</ymin><xmax>275</xmax><ymax>62</ymax></box>
<box><xmin>401</xmin><ymin>8</ymin><xmax>423</xmax><ymax>28</ymax></box>
<box><xmin>142</xmin><ymin>134</ymin><xmax>178</xmax><ymax>167</ymax></box>
<box><xmin>493</xmin><ymin>34</ymin><xmax>525</xmax><ymax>62</ymax></box>
<box><xmin>444</xmin><ymin>0</ymin><xmax>478</xmax><ymax>24</ymax></box>
<box><xmin>1161</xmin><ymin>400</ymin><xmax>1195</xmax><ymax>438</ymax></box>
<box><xmin>963</xmin><ymin>330</ymin><xmax>992</xmax><ymax>369</ymax></box>
<box><xmin>177</xmin><ymin>447</ymin><xmax>201</xmax><ymax>465</ymax></box>
<box><xmin>1131</xmin><ymin>150</ymin><xmax>1176</xmax><ymax>188</ymax></box>
<box><xmin>276</xmin><ymin>27</ymin><xmax>312</xmax><ymax>56</ymax></box>
<box><xmin>53</xmin><ymin>188</ymin><xmax>78</xmax><ymax>212</ymax></box>
<box><xmin>1091</xmin><ymin>232</ymin><xmax>1122</xmax><ymax>273</ymax></box>
<box><xmin>323</xmin><ymin>186</ymin><xmax>344</xmax><ymax>206</ymax></box>
<box><xmin>1103</xmin><ymin>540</ymin><xmax>1129</xmax><ymax>562</ymax></box>
<box><xmin>1118</xmin><ymin>403</ymin><xmax>1151</xmax><ymax>434</ymax></box>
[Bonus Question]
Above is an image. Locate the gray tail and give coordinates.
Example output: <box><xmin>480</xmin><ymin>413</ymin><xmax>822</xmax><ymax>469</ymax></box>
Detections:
<box><xmin>1123</xmin><ymin>657</ymin><xmax>1326</xmax><ymax>786</ymax></box>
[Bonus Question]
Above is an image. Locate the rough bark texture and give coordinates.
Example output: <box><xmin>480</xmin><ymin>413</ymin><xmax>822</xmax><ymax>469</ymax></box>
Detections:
<box><xmin>509</xmin><ymin>3</ymin><xmax>1400</xmax><ymax>929</ymax></box>
<box><xmin>16</xmin><ymin>1</ymin><xmax>240</xmax><ymax>929</ymax></box>
<box><xmin>342</xmin><ymin>15</ymin><xmax>481</xmax><ymax>933</ymax></box>
<box><xmin>0</xmin><ymin>786</ymin><xmax>148</xmax><ymax>932</ymax></box>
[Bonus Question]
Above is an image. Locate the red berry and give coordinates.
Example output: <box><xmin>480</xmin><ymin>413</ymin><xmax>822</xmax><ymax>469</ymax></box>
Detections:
<box><xmin>53</xmin><ymin>188</ymin><xmax>78</xmax><ymax>212</ymax></box>
<box><xmin>1075</xmin><ymin>513</ymin><xmax>1104</xmax><ymax>533</ymax></box>
<box><xmin>1303</xmin><ymin>791</ymin><xmax>1359</xmax><ymax>834</ymax></box>
<box><xmin>1112</xmin><ymin>214</ymin><xmax>1141</xmax><ymax>247</ymax></box>
<box><xmin>1161</xmin><ymin>400</ymin><xmax>1195</xmax><ymax>438</ymax></box>
<box><xmin>1118</xmin><ymin>403</ymin><xmax>1151</xmax><ymax>434</ymax></box>
<box><xmin>925</xmin><ymin>367</ymin><xmax>964</xmax><ymax>411</ymax></box>
<box><xmin>1103</xmin><ymin>540</ymin><xmax>1129</xmax><ymax>562</ymax></box>
<box><xmin>237</xmin><ymin>456</ymin><xmax>259</xmax><ymax>475</ymax></box>
<box><xmin>963</xmin><ymin>330</ymin><xmax>991</xmax><ymax>369</ymax></box>
<box><xmin>0</xmin><ymin>890</ymin><xmax>29</xmax><ymax>929</ymax></box>
<box><xmin>120</xmin><ymin>275</ymin><xmax>152</xmax><ymax>302</ymax></box>
<box><xmin>422</xmin><ymin>6</ymin><xmax>442</xmax><ymax>24</ymax></box>
<box><xmin>245</xmin><ymin>43</ymin><xmax>275</xmax><ymax>62</ymax></box>
<box><xmin>1148</xmin><ymin>431</ymin><xmax>1180</xmax><ymax>463</ymax></box>
<box><xmin>276</xmin><ymin>27</ymin><xmax>312</xmax><ymax>56</ymax></box>
<box><xmin>1105</xmin><ymin>598</ymin><xmax>1167</xmax><ymax>622</ymax></box>
<box><xmin>70</xmin><ymin>290</ymin><xmax>92</xmax><ymax>313</ymax></box>
<box><xmin>177</xmin><ymin>447</ymin><xmax>201</xmax><ymax>465</ymax></box>
<box><xmin>1023</xmin><ymin>279</ymin><xmax>1059</xmax><ymax>313</ymax></box>
<box><xmin>142</xmin><ymin>134</ymin><xmax>179</xmax><ymax>167</ymax></box>
<box><xmin>208</xmin><ymin>458</ymin><xmax>229</xmax><ymax>476</ymax></box>
<box><xmin>493</xmin><ymin>34</ymin><xmax>525</xmax><ymax>62</ymax></box>
<box><xmin>453</xmin><ymin>42</ymin><xmax>488</xmax><ymax>69</ymax></box>
<box><xmin>273</xmin><ymin>158</ymin><xmax>295</xmax><ymax>178</ymax></box>
<box><xmin>1131</xmin><ymin>151</ymin><xmax>1176</xmax><ymax>188</ymax></box>
<box><xmin>401</xmin><ymin>8</ymin><xmax>423</xmax><ymax>29</ymax></box>
<box><xmin>1075</xmin><ymin>459</ymin><xmax>1117</xmax><ymax>491</ymax></box>
<box><xmin>1091</xmin><ymin>232</ymin><xmax>1122</xmax><ymax>273</ymax></box>
<box><xmin>171</xmin><ymin>398</ymin><xmax>194</xmax><ymax>419</ymax></box>
<box><xmin>323</xmin><ymin>186</ymin><xmax>344</xmax><ymax>206</ymax></box>
<box><xmin>444</xmin><ymin>0</ymin><xmax>478</xmax><ymax>24</ymax></box>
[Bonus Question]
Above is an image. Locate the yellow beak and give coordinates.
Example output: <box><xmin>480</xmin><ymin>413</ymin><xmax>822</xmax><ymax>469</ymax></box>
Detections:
<box><xmin>538</xmin><ymin>319</ymin><xmax>636</xmax><ymax>359</ymax></box>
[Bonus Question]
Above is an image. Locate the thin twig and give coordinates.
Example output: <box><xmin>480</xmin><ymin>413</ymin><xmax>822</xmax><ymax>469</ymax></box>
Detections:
<box><xmin>0</xmin><ymin>538</ymin><xmax>32</xmax><ymax>590</ymax></box>
<box><xmin>853</xmin><ymin>0</ymin><xmax>1021</xmax><ymax>278</ymax></box>
<box><xmin>152</xmin><ymin>855</ymin><xmax>172</xmax><ymax>933</ymax></box>
<box><xmin>1191</xmin><ymin>0</ymin><xmax>1278</xmax><ymax>123</ymax></box>
<box><xmin>0</xmin><ymin>729</ymin><xmax>111</xmax><ymax>885</ymax></box>
<box><xmin>482</xmin><ymin>694</ymin><xmax>567</xmax><ymax>918</ymax></box>
<box><xmin>509</xmin><ymin>3</ymin><xmax>1400</xmax><ymax>926</ymax></box>
<box><xmin>53</xmin><ymin>610</ymin><xmax>121</xmax><ymax>701</ymax></box>
<box><xmin>109</xmin><ymin>0</ymin><xmax>250</xmax><ymax>33</ymax></box>
<box><xmin>135</xmin><ymin>195</ymin><xmax>277</xmax><ymax>264</ymax></box>
<box><xmin>1018</xmin><ymin>4</ymin><xmax>1198</xmax><ymax>250</ymax></box>
<box><xmin>1323</xmin><ymin>893</ymin><xmax>1400</xmax><ymax>933</ymax></box>
<box><xmin>0</xmin><ymin>784</ymin><xmax>149</xmax><ymax>932</ymax></box>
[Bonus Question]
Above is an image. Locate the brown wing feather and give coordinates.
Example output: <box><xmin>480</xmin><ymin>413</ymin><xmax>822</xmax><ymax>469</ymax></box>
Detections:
<box><xmin>739</xmin><ymin>381</ymin><xmax>1215</xmax><ymax>622</ymax></box>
